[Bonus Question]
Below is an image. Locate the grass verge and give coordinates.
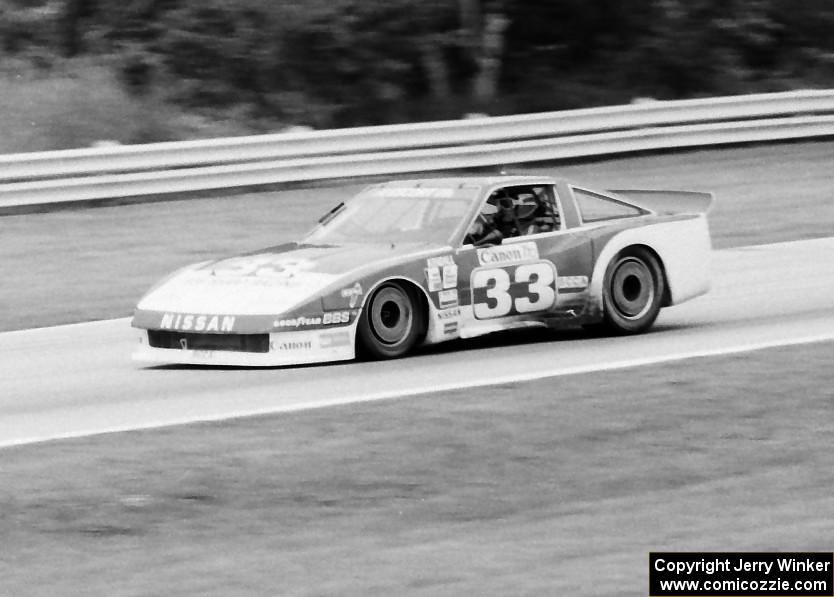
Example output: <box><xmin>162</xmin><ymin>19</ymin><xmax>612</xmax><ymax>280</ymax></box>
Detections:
<box><xmin>2</xmin><ymin>341</ymin><xmax>832</xmax><ymax>596</ymax></box>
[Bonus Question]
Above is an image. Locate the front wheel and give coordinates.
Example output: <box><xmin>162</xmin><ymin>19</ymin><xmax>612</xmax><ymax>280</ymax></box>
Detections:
<box><xmin>599</xmin><ymin>247</ymin><xmax>665</xmax><ymax>334</ymax></box>
<box><xmin>357</xmin><ymin>282</ymin><xmax>425</xmax><ymax>359</ymax></box>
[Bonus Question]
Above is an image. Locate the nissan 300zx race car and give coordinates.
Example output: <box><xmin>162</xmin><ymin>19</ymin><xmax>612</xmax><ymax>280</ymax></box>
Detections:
<box><xmin>132</xmin><ymin>175</ymin><xmax>712</xmax><ymax>366</ymax></box>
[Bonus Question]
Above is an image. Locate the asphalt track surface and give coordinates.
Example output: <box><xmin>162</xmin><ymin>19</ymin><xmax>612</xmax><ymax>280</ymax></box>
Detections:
<box><xmin>2</xmin><ymin>237</ymin><xmax>833</xmax><ymax>448</ymax></box>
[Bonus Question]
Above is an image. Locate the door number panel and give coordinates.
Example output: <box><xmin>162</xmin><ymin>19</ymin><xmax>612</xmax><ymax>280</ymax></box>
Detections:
<box><xmin>471</xmin><ymin>261</ymin><xmax>557</xmax><ymax>320</ymax></box>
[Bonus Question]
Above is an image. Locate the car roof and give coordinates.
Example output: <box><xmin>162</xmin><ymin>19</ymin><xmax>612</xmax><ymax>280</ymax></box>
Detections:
<box><xmin>372</xmin><ymin>175</ymin><xmax>561</xmax><ymax>189</ymax></box>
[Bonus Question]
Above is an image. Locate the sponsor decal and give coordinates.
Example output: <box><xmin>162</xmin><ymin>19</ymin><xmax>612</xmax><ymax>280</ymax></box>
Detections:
<box><xmin>557</xmin><ymin>275</ymin><xmax>589</xmax><ymax>292</ymax></box>
<box><xmin>323</xmin><ymin>310</ymin><xmax>353</xmax><ymax>325</ymax></box>
<box><xmin>443</xmin><ymin>321</ymin><xmax>459</xmax><ymax>335</ymax></box>
<box><xmin>320</xmin><ymin>331</ymin><xmax>351</xmax><ymax>349</ymax></box>
<box><xmin>427</xmin><ymin>255</ymin><xmax>455</xmax><ymax>268</ymax></box>
<box><xmin>437</xmin><ymin>307</ymin><xmax>461</xmax><ymax>320</ymax></box>
<box><xmin>274</xmin><ymin>311</ymin><xmax>354</xmax><ymax>329</ymax></box>
<box><xmin>211</xmin><ymin>255</ymin><xmax>315</xmax><ymax>278</ymax></box>
<box><xmin>193</xmin><ymin>268</ymin><xmax>336</xmax><ymax>290</ymax></box>
<box><xmin>340</xmin><ymin>283</ymin><xmax>363</xmax><ymax>308</ymax></box>
<box><xmin>275</xmin><ymin>315</ymin><xmax>322</xmax><ymax>328</ymax></box>
<box><xmin>476</xmin><ymin>242</ymin><xmax>539</xmax><ymax>266</ymax></box>
<box><xmin>438</xmin><ymin>289</ymin><xmax>459</xmax><ymax>309</ymax></box>
<box><xmin>160</xmin><ymin>313</ymin><xmax>236</xmax><ymax>332</ymax></box>
<box><xmin>271</xmin><ymin>340</ymin><xmax>313</xmax><ymax>351</ymax></box>
<box><xmin>425</xmin><ymin>267</ymin><xmax>443</xmax><ymax>292</ymax></box>
<box><xmin>442</xmin><ymin>264</ymin><xmax>458</xmax><ymax>289</ymax></box>
<box><xmin>369</xmin><ymin>187</ymin><xmax>455</xmax><ymax>198</ymax></box>
<box><xmin>426</xmin><ymin>256</ymin><xmax>458</xmax><ymax>293</ymax></box>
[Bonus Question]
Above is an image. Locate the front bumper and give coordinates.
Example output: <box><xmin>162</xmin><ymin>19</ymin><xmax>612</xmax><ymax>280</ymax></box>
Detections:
<box><xmin>132</xmin><ymin>326</ymin><xmax>356</xmax><ymax>367</ymax></box>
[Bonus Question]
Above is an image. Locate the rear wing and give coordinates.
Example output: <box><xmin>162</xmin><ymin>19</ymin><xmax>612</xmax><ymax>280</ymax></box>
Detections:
<box><xmin>608</xmin><ymin>190</ymin><xmax>715</xmax><ymax>215</ymax></box>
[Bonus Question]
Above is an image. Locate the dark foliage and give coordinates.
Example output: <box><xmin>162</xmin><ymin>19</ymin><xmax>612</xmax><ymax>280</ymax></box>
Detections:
<box><xmin>3</xmin><ymin>0</ymin><xmax>833</xmax><ymax>128</ymax></box>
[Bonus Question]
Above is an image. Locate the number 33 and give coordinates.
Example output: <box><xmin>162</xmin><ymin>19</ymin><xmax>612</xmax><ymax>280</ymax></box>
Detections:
<box><xmin>472</xmin><ymin>262</ymin><xmax>556</xmax><ymax>319</ymax></box>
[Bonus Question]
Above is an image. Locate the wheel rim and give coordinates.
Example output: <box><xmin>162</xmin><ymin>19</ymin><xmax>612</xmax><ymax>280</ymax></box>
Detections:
<box><xmin>610</xmin><ymin>257</ymin><xmax>655</xmax><ymax>319</ymax></box>
<box><xmin>369</xmin><ymin>286</ymin><xmax>413</xmax><ymax>345</ymax></box>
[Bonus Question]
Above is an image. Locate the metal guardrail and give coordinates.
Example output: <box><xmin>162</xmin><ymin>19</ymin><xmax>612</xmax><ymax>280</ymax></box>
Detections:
<box><xmin>1</xmin><ymin>90</ymin><xmax>834</xmax><ymax>209</ymax></box>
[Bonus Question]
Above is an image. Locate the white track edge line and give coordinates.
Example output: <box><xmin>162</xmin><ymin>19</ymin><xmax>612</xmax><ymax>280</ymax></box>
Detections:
<box><xmin>3</xmin><ymin>330</ymin><xmax>833</xmax><ymax>449</ymax></box>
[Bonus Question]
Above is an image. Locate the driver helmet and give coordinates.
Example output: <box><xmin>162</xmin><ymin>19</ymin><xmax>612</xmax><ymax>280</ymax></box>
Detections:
<box><xmin>514</xmin><ymin>193</ymin><xmax>539</xmax><ymax>219</ymax></box>
<box><xmin>480</xmin><ymin>200</ymin><xmax>499</xmax><ymax>217</ymax></box>
<box><xmin>481</xmin><ymin>192</ymin><xmax>511</xmax><ymax>218</ymax></box>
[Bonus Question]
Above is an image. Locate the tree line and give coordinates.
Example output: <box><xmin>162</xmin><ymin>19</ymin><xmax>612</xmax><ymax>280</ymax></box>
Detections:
<box><xmin>3</xmin><ymin>0</ymin><xmax>833</xmax><ymax>128</ymax></box>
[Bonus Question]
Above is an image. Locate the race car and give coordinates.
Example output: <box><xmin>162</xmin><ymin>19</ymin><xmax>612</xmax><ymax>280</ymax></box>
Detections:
<box><xmin>132</xmin><ymin>175</ymin><xmax>712</xmax><ymax>366</ymax></box>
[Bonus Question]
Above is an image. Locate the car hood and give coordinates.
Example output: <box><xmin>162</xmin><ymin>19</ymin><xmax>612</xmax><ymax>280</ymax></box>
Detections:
<box><xmin>136</xmin><ymin>241</ymin><xmax>439</xmax><ymax>315</ymax></box>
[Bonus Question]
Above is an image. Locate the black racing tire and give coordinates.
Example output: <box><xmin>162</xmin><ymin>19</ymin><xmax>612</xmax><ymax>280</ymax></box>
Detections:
<box><xmin>599</xmin><ymin>247</ymin><xmax>665</xmax><ymax>335</ymax></box>
<box><xmin>357</xmin><ymin>282</ymin><xmax>425</xmax><ymax>359</ymax></box>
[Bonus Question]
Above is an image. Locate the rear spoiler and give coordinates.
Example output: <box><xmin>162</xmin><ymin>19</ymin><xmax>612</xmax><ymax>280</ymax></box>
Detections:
<box><xmin>608</xmin><ymin>190</ymin><xmax>715</xmax><ymax>215</ymax></box>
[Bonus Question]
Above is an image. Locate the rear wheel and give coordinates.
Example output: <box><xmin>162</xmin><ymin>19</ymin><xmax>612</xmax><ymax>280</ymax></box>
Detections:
<box><xmin>357</xmin><ymin>282</ymin><xmax>425</xmax><ymax>359</ymax></box>
<box><xmin>599</xmin><ymin>247</ymin><xmax>665</xmax><ymax>334</ymax></box>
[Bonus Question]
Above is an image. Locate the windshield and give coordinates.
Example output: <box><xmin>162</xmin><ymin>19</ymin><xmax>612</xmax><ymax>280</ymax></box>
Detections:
<box><xmin>305</xmin><ymin>185</ymin><xmax>479</xmax><ymax>245</ymax></box>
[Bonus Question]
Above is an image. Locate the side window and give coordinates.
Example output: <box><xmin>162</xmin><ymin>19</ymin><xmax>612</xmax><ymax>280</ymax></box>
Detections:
<box><xmin>573</xmin><ymin>188</ymin><xmax>646</xmax><ymax>223</ymax></box>
<box><xmin>518</xmin><ymin>185</ymin><xmax>561</xmax><ymax>235</ymax></box>
<box><xmin>501</xmin><ymin>185</ymin><xmax>562</xmax><ymax>238</ymax></box>
<box><xmin>463</xmin><ymin>184</ymin><xmax>562</xmax><ymax>246</ymax></box>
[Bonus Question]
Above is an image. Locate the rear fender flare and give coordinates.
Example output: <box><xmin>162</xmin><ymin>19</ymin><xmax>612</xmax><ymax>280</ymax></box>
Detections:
<box><xmin>588</xmin><ymin>217</ymin><xmax>710</xmax><ymax>311</ymax></box>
